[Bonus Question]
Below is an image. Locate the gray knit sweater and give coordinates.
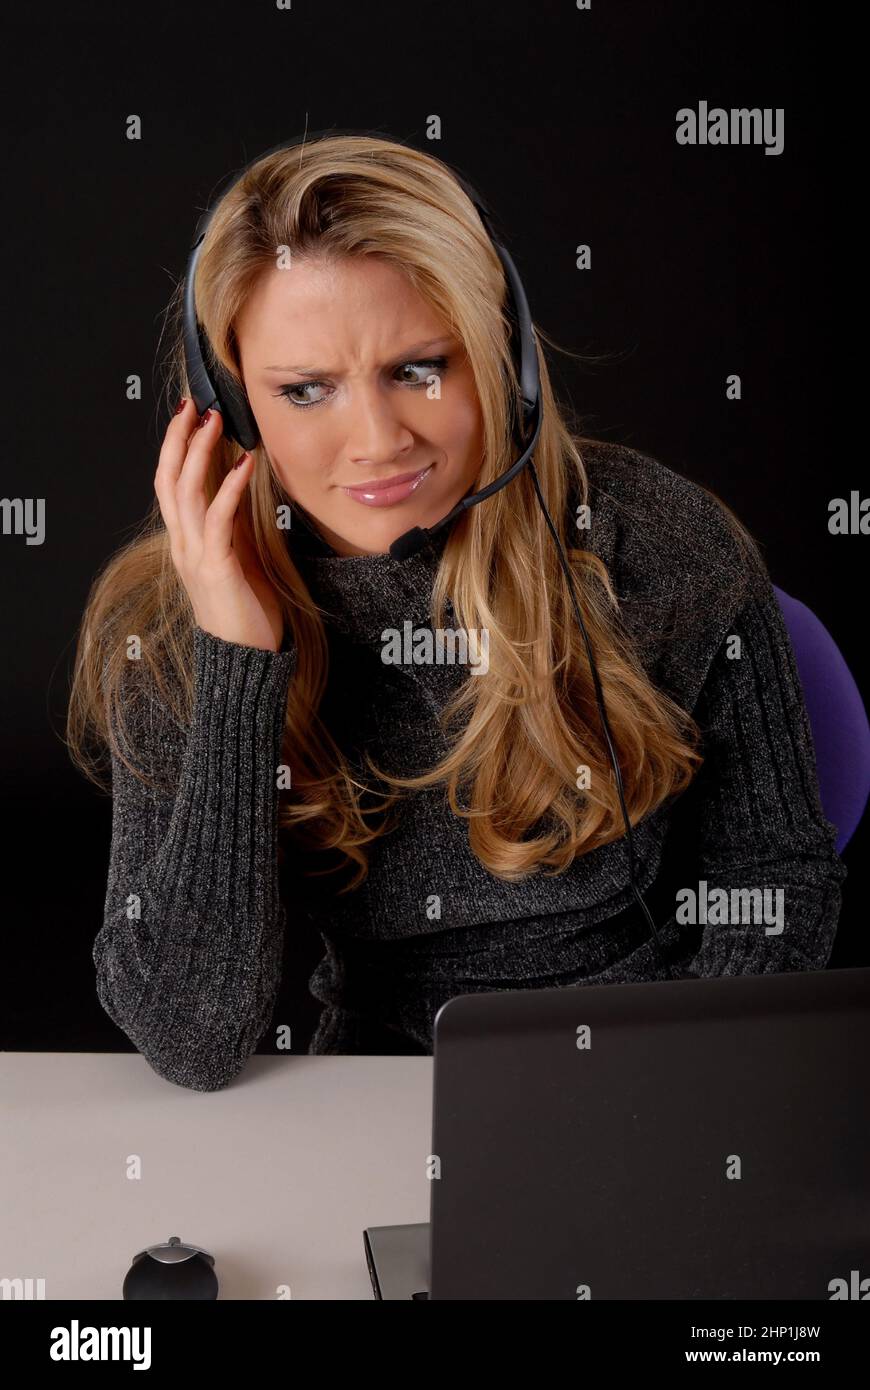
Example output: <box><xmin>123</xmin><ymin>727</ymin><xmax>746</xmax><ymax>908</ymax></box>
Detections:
<box><xmin>93</xmin><ymin>442</ymin><xmax>846</xmax><ymax>1090</ymax></box>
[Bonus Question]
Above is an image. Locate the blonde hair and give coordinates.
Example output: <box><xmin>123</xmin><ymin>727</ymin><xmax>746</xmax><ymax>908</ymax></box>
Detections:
<box><xmin>66</xmin><ymin>134</ymin><xmax>755</xmax><ymax>892</ymax></box>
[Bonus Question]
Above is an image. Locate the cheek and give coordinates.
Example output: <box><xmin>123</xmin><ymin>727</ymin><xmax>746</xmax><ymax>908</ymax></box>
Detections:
<box><xmin>443</xmin><ymin>392</ymin><xmax>484</xmax><ymax>458</ymax></box>
<box><xmin>426</xmin><ymin>376</ymin><xmax>482</xmax><ymax>452</ymax></box>
<box><xmin>257</xmin><ymin>399</ymin><xmax>329</xmax><ymax>479</ymax></box>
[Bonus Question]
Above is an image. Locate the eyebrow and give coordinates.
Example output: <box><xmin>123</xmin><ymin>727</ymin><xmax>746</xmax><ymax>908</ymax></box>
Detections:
<box><xmin>262</xmin><ymin>336</ymin><xmax>457</xmax><ymax>377</ymax></box>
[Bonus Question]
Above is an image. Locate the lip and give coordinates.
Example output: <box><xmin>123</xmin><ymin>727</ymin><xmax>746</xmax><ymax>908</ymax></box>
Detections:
<box><xmin>341</xmin><ymin>464</ymin><xmax>434</xmax><ymax>507</ymax></box>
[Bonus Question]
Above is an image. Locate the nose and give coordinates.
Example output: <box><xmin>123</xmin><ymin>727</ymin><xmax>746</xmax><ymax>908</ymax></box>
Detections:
<box><xmin>343</xmin><ymin>380</ymin><xmax>415</xmax><ymax>470</ymax></box>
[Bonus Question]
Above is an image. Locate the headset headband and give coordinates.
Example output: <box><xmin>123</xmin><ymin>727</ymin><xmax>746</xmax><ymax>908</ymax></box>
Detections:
<box><xmin>181</xmin><ymin>126</ymin><xmax>540</xmax><ymax>450</ymax></box>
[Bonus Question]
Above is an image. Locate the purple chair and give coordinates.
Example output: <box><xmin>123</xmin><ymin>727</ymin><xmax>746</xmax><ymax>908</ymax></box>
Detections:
<box><xmin>774</xmin><ymin>586</ymin><xmax>870</xmax><ymax>853</ymax></box>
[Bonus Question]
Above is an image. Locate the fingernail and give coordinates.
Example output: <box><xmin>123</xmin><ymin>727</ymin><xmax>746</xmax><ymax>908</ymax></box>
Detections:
<box><xmin>198</xmin><ymin>409</ymin><xmax>213</xmax><ymax>429</ymax></box>
<box><xmin>233</xmin><ymin>452</ymin><xmax>249</xmax><ymax>470</ymax></box>
<box><xmin>174</xmin><ymin>397</ymin><xmax>187</xmax><ymax>415</ymax></box>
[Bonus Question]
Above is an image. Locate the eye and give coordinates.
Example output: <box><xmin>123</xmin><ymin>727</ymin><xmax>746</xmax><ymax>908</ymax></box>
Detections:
<box><xmin>275</xmin><ymin>380</ymin><xmax>329</xmax><ymax>409</ymax></box>
<box><xmin>395</xmin><ymin>356</ymin><xmax>449</xmax><ymax>387</ymax></box>
<box><xmin>271</xmin><ymin>356</ymin><xmax>450</xmax><ymax>410</ymax></box>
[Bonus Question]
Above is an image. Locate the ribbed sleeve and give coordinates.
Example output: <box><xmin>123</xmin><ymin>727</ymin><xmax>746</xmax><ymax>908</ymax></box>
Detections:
<box><xmin>93</xmin><ymin>626</ymin><xmax>297</xmax><ymax>1091</ymax></box>
<box><xmin>578</xmin><ymin>564</ymin><xmax>848</xmax><ymax>985</ymax></box>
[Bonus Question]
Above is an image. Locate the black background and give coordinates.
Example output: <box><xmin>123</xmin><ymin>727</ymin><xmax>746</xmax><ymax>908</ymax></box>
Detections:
<box><xmin>1</xmin><ymin>2</ymin><xmax>861</xmax><ymax>1057</ymax></box>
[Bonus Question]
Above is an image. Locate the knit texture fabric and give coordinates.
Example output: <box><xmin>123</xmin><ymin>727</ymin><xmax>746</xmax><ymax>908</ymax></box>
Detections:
<box><xmin>93</xmin><ymin>442</ymin><xmax>846</xmax><ymax>1089</ymax></box>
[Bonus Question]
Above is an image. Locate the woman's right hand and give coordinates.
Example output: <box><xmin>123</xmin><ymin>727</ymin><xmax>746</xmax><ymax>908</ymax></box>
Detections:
<box><xmin>155</xmin><ymin>398</ymin><xmax>286</xmax><ymax>653</ymax></box>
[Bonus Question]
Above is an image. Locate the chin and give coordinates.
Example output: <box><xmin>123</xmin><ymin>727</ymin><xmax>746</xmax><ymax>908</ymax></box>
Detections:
<box><xmin>334</xmin><ymin>505</ymin><xmax>437</xmax><ymax>556</ymax></box>
<box><xmin>352</xmin><ymin>519</ymin><xmax>419</xmax><ymax>557</ymax></box>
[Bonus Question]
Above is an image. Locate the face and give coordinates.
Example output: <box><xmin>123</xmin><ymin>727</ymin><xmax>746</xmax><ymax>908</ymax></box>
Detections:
<box><xmin>234</xmin><ymin>255</ymin><xmax>485</xmax><ymax>557</ymax></box>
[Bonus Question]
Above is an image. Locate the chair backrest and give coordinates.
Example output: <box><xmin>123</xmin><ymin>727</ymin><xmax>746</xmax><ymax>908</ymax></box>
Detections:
<box><xmin>774</xmin><ymin>586</ymin><xmax>870</xmax><ymax>853</ymax></box>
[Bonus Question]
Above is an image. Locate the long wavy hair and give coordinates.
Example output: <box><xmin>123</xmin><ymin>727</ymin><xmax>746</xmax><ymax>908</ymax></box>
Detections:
<box><xmin>66</xmin><ymin>133</ymin><xmax>756</xmax><ymax>891</ymax></box>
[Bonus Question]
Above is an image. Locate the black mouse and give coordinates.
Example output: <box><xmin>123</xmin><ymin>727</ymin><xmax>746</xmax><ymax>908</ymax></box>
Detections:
<box><xmin>123</xmin><ymin>1235</ymin><xmax>219</xmax><ymax>1300</ymax></box>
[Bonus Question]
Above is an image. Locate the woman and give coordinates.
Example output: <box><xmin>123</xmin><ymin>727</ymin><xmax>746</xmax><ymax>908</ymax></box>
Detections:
<box><xmin>66</xmin><ymin>134</ymin><xmax>845</xmax><ymax>1091</ymax></box>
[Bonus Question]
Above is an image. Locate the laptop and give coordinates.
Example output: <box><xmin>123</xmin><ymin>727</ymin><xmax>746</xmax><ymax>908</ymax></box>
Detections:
<box><xmin>364</xmin><ymin>965</ymin><xmax>870</xmax><ymax>1299</ymax></box>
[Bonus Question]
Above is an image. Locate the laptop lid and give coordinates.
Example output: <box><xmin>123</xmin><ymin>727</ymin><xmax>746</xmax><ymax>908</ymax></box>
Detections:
<box><xmin>427</xmin><ymin>966</ymin><xmax>870</xmax><ymax>1300</ymax></box>
<box><xmin>363</xmin><ymin>1224</ymin><xmax>430</xmax><ymax>1300</ymax></box>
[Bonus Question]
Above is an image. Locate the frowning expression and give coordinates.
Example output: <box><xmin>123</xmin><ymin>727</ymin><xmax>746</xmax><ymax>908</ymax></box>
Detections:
<box><xmin>235</xmin><ymin>254</ymin><xmax>485</xmax><ymax>556</ymax></box>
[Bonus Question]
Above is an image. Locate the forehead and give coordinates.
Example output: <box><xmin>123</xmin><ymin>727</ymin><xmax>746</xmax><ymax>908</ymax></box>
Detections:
<box><xmin>235</xmin><ymin>254</ymin><xmax>447</xmax><ymax>358</ymax></box>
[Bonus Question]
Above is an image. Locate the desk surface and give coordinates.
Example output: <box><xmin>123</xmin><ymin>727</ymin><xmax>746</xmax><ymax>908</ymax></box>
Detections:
<box><xmin>0</xmin><ymin>1053</ymin><xmax>433</xmax><ymax>1300</ymax></box>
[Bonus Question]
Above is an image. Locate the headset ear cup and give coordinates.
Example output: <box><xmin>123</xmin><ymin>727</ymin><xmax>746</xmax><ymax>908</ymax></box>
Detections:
<box><xmin>211</xmin><ymin>358</ymin><xmax>260</xmax><ymax>452</ymax></box>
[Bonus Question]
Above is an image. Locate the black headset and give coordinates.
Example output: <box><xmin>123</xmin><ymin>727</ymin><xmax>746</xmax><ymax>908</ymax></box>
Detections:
<box><xmin>181</xmin><ymin>127</ymin><xmax>676</xmax><ymax>981</ymax></box>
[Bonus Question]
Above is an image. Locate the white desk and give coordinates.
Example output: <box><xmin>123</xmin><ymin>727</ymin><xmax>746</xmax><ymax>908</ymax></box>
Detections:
<box><xmin>0</xmin><ymin>1053</ymin><xmax>433</xmax><ymax>1300</ymax></box>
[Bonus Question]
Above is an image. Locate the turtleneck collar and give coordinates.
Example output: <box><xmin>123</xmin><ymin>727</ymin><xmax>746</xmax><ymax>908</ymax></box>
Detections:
<box><xmin>285</xmin><ymin>504</ymin><xmax>455</xmax><ymax>645</ymax></box>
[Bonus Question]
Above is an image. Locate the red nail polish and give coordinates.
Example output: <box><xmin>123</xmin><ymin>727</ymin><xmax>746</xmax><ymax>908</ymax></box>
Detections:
<box><xmin>198</xmin><ymin>409</ymin><xmax>212</xmax><ymax>428</ymax></box>
<box><xmin>233</xmin><ymin>452</ymin><xmax>249</xmax><ymax>470</ymax></box>
<box><xmin>174</xmin><ymin>397</ymin><xmax>187</xmax><ymax>415</ymax></box>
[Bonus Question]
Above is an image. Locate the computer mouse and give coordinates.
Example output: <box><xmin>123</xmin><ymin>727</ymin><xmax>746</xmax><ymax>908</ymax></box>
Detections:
<box><xmin>123</xmin><ymin>1235</ymin><xmax>219</xmax><ymax>1299</ymax></box>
